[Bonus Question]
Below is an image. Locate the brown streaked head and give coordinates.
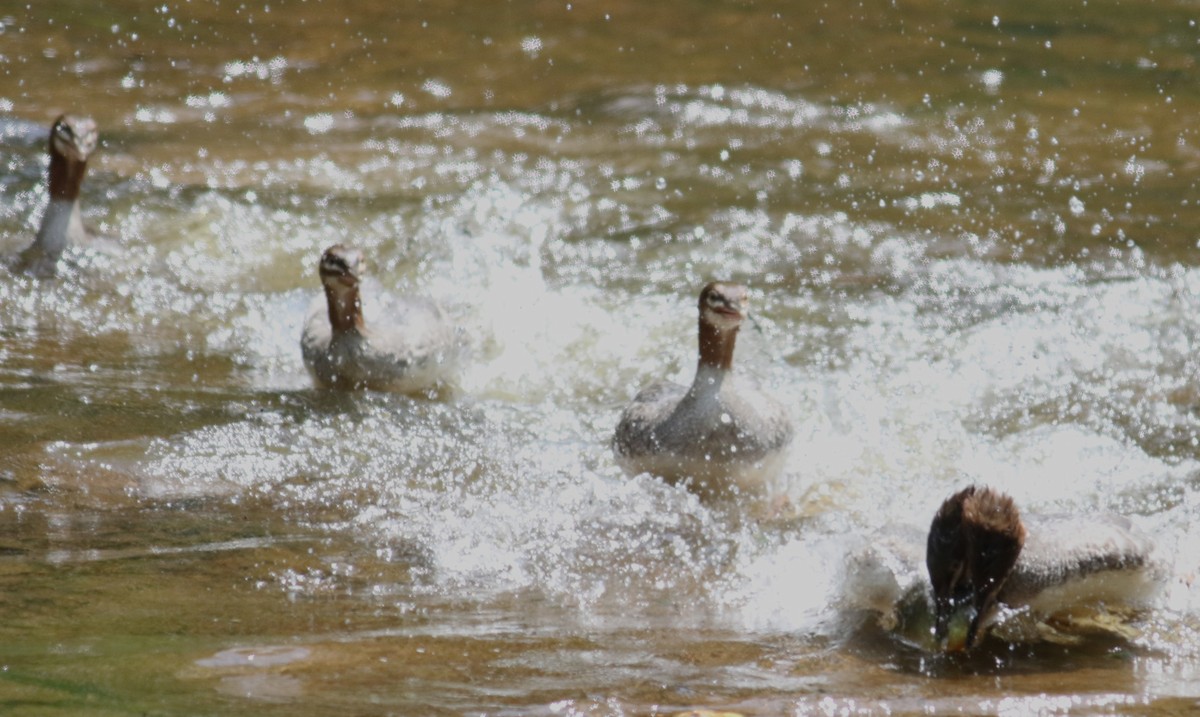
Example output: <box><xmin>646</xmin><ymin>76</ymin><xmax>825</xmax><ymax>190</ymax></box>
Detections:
<box><xmin>49</xmin><ymin>115</ymin><xmax>98</xmax><ymax>163</ymax></box>
<box><xmin>926</xmin><ymin>485</ymin><xmax>1026</xmax><ymax>651</ymax></box>
<box><xmin>318</xmin><ymin>244</ymin><xmax>365</xmax><ymax>290</ymax></box>
<box><xmin>698</xmin><ymin>281</ymin><xmax>748</xmax><ymax>331</ymax></box>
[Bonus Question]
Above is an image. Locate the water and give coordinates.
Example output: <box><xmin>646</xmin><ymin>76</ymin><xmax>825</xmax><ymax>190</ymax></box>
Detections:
<box><xmin>2</xmin><ymin>0</ymin><xmax>1200</xmax><ymax>713</ymax></box>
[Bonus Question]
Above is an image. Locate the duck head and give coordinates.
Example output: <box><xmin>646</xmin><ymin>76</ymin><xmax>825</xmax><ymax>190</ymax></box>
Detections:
<box><xmin>925</xmin><ymin>485</ymin><xmax>1026</xmax><ymax>651</ymax></box>
<box><xmin>699</xmin><ymin>282</ymin><xmax>747</xmax><ymax>332</ymax></box>
<box><xmin>319</xmin><ymin>244</ymin><xmax>365</xmax><ymax>291</ymax></box>
<box><xmin>319</xmin><ymin>244</ymin><xmax>366</xmax><ymax>333</ymax></box>
<box><xmin>50</xmin><ymin>115</ymin><xmax>98</xmax><ymax>164</ymax></box>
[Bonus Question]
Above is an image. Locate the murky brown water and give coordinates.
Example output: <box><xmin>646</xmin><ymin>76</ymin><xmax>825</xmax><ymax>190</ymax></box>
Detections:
<box><xmin>3</xmin><ymin>1</ymin><xmax>1200</xmax><ymax>714</ymax></box>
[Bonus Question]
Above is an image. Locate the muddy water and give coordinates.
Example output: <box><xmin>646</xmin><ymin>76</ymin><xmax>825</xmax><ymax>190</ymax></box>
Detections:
<box><xmin>2</xmin><ymin>0</ymin><xmax>1200</xmax><ymax>714</ymax></box>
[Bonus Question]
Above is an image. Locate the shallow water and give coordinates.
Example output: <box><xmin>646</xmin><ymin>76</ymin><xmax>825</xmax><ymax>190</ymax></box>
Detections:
<box><xmin>2</xmin><ymin>0</ymin><xmax>1200</xmax><ymax>714</ymax></box>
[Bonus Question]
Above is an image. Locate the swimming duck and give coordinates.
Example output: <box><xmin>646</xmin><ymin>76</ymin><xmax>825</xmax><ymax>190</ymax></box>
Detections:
<box><xmin>926</xmin><ymin>485</ymin><xmax>1157</xmax><ymax>651</ymax></box>
<box><xmin>612</xmin><ymin>282</ymin><xmax>794</xmax><ymax>497</ymax></box>
<box><xmin>17</xmin><ymin>115</ymin><xmax>100</xmax><ymax>277</ymax></box>
<box><xmin>300</xmin><ymin>244</ymin><xmax>461</xmax><ymax>393</ymax></box>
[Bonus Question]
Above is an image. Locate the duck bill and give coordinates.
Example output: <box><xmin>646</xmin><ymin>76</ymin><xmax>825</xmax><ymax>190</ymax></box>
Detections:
<box><xmin>936</xmin><ymin>602</ymin><xmax>978</xmax><ymax>653</ymax></box>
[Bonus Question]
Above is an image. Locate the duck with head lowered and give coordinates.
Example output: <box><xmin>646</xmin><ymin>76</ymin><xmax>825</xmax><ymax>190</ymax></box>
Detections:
<box><xmin>612</xmin><ymin>282</ymin><xmax>794</xmax><ymax>498</ymax></box>
<box><xmin>16</xmin><ymin>115</ymin><xmax>101</xmax><ymax>277</ymax></box>
<box><xmin>300</xmin><ymin>244</ymin><xmax>463</xmax><ymax>394</ymax></box>
<box><xmin>925</xmin><ymin>485</ymin><xmax>1159</xmax><ymax>652</ymax></box>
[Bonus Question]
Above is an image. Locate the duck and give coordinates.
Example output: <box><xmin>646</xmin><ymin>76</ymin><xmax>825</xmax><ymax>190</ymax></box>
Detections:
<box><xmin>16</xmin><ymin>114</ymin><xmax>100</xmax><ymax>277</ymax></box>
<box><xmin>300</xmin><ymin>244</ymin><xmax>462</xmax><ymax>393</ymax></box>
<box><xmin>612</xmin><ymin>281</ymin><xmax>794</xmax><ymax>497</ymax></box>
<box><xmin>925</xmin><ymin>485</ymin><xmax>1158</xmax><ymax>652</ymax></box>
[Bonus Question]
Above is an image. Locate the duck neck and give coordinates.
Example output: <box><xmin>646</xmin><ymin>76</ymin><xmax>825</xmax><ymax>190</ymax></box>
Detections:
<box><xmin>32</xmin><ymin>153</ymin><xmax>88</xmax><ymax>258</ymax></box>
<box><xmin>698</xmin><ymin>316</ymin><xmax>738</xmax><ymax>371</ymax></box>
<box><xmin>690</xmin><ymin>318</ymin><xmax>738</xmax><ymax>398</ymax></box>
<box><xmin>324</xmin><ymin>284</ymin><xmax>365</xmax><ymax>335</ymax></box>
<box><xmin>48</xmin><ymin>151</ymin><xmax>88</xmax><ymax>202</ymax></box>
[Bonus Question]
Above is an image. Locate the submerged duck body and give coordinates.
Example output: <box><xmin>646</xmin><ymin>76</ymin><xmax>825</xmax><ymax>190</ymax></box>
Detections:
<box><xmin>925</xmin><ymin>485</ymin><xmax>1157</xmax><ymax>651</ymax></box>
<box><xmin>17</xmin><ymin>115</ymin><xmax>100</xmax><ymax>277</ymax></box>
<box><xmin>613</xmin><ymin>282</ymin><xmax>793</xmax><ymax>496</ymax></box>
<box><xmin>300</xmin><ymin>244</ymin><xmax>461</xmax><ymax>393</ymax></box>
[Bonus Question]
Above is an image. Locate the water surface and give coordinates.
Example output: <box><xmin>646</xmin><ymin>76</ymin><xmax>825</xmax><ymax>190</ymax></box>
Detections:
<box><xmin>2</xmin><ymin>0</ymin><xmax>1200</xmax><ymax>714</ymax></box>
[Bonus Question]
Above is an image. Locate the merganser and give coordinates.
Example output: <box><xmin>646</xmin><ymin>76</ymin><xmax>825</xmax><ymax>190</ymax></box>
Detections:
<box><xmin>612</xmin><ymin>282</ymin><xmax>794</xmax><ymax>497</ymax></box>
<box><xmin>926</xmin><ymin>485</ymin><xmax>1157</xmax><ymax>652</ymax></box>
<box><xmin>17</xmin><ymin>115</ymin><xmax>100</xmax><ymax>277</ymax></box>
<box><xmin>300</xmin><ymin>244</ymin><xmax>461</xmax><ymax>393</ymax></box>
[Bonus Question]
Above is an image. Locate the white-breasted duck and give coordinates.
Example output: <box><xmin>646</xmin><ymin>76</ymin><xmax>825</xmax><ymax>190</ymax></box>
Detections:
<box><xmin>300</xmin><ymin>244</ymin><xmax>462</xmax><ymax>394</ymax></box>
<box><xmin>613</xmin><ymin>282</ymin><xmax>794</xmax><ymax>497</ymax></box>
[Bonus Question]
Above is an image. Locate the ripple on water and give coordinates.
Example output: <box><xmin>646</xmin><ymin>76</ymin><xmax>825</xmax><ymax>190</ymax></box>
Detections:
<box><xmin>33</xmin><ymin>210</ymin><xmax>1200</xmax><ymax>659</ymax></box>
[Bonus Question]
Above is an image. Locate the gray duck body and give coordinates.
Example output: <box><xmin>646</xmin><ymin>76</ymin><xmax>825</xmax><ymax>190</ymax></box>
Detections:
<box><xmin>1001</xmin><ymin>511</ymin><xmax>1156</xmax><ymax>610</ymax></box>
